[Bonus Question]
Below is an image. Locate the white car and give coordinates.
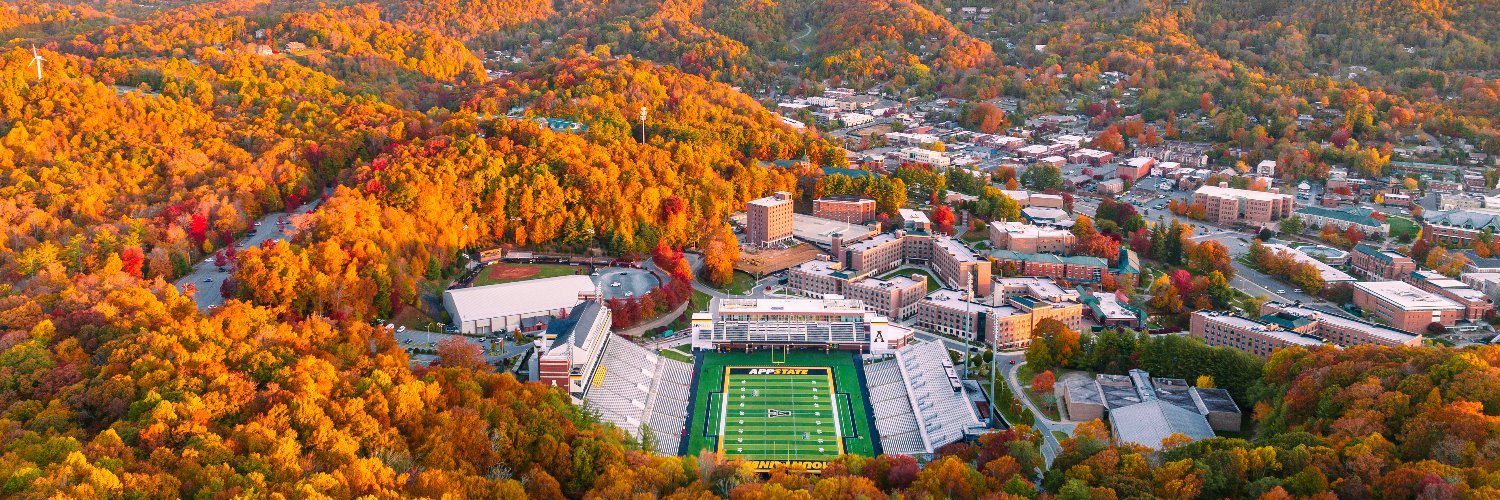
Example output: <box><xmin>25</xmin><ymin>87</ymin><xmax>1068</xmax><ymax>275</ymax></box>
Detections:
<box><xmin>591</xmin><ymin>271</ymin><xmax>600</xmax><ymax>276</ymax></box>
<box><xmin>625</xmin><ymin>291</ymin><xmax>634</xmax><ymax>297</ymax></box>
<box><xmin>1276</xmin><ymin>289</ymin><xmax>1286</xmax><ymax>294</ymax></box>
<box><xmin>610</xmin><ymin>282</ymin><xmax>621</xmax><ymax>287</ymax></box>
<box><xmin>396</xmin><ymin>326</ymin><xmax>407</xmax><ymax>333</ymax></box>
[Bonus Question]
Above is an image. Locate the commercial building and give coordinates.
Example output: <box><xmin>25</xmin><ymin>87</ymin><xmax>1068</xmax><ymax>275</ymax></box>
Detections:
<box><xmin>1190</xmin><ymin>184</ymin><xmax>1295</xmax><ymax>226</ymax></box>
<box><xmin>747</xmin><ymin>191</ymin><xmax>795</xmax><ymax>248</ymax></box>
<box><xmin>443</xmin><ymin>275</ymin><xmax>597</xmax><ymax>334</ymax></box>
<box><xmin>1117</xmin><ymin>157</ymin><xmax>1155</xmax><ymax>181</ymax></box>
<box><xmin>1351</xmin><ymin>281</ymin><xmax>1462</xmax><ymax>333</ymax></box>
<box><xmin>1351</xmin><ymin>245</ymin><xmax>1416</xmax><ymax>280</ymax></box>
<box><xmin>1189</xmin><ymin>310</ymin><xmax>1327</xmax><ymax>358</ymax></box>
<box><xmin>1259</xmin><ymin>303</ymin><xmax>1423</xmax><ymax>348</ymax></box>
<box><xmin>1437</xmin><ymin>193</ymin><xmax>1484</xmax><ymax>211</ymax></box>
<box><xmin>813</xmin><ymin>196</ymin><xmax>878</xmax><ymax>224</ymax></box>
<box><xmin>1021</xmin><ymin>206</ymin><xmax>1072</xmax><ymax>227</ymax></box>
<box><xmin>990</xmin><ymin>250</ymin><xmax>1108</xmax><ymax>283</ymax></box>
<box><xmin>1407</xmin><ymin>270</ymin><xmax>1494</xmax><ymax>324</ymax></box>
<box><xmin>1064</xmin><ymin>369</ymin><xmax>1240</xmax><ymax>449</ymax></box>
<box><xmin>988</xmin><ymin>221</ymin><xmax>1076</xmax><ymax>254</ymax></box>
<box><xmin>1001</xmin><ymin>190</ymin><xmax>1065</xmax><ymax>209</ymax></box>
<box><xmin>690</xmin><ymin>297</ymin><xmax>914</xmax><ymax>353</ymax></box>
<box><xmin>1292</xmin><ymin>206</ymin><xmax>1388</xmax><ymax>235</ymax></box>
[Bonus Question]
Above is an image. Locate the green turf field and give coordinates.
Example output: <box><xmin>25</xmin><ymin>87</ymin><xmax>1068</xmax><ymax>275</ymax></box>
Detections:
<box><xmin>687</xmin><ymin>350</ymin><xmax>874</xmax><ymax>471</ymax></box>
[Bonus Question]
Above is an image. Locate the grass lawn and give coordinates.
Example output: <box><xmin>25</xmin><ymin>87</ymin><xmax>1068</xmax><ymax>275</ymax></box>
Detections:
<box><xmin>471</xmin><ymin>263</ymin><xmax>581</xmax><ymax>287</ymax></box>
<box><xmin>1052</xmin><ymin>431</ymin><xmax>1070</xmax><ymax>442</ymax></box>
<box><xmin>656</xmin><ymin>290</ymin><xmax>714</xmax><ymax>337</ymax></box>
<box><xmin>1017</xmin><ymin>364</ymin><xmax>1062</xmax><ymax>421</ymax></box>
<box><xmin>1387</xmin><ymin>216</ymin><xmax>1417</xmax><ymax>238</ymax></box>
<box><xmin>714</xmin><ymin>270</ymin><xmax>758</xmax><ymax>295</ymax></box>
<box><xmin>878</xmin><ymin>268</ymin><xmax>942</xmax><ymax>292</ymax></box>
<box><xmin>960</xmin><ymin>231</ymin><xmax>988</xmax><ymax>244</ymax></box>
<box><xmin>658</xmin><ymin>347</ymin><xmax>693</xmax><ymax>363</ymax></box>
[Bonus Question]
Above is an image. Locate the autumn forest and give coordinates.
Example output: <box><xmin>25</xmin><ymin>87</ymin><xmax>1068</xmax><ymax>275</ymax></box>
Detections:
<box><xmin>2</xmin><ymin>0</ymin><xmax>1500</xmax><ymax>498</ymax></box>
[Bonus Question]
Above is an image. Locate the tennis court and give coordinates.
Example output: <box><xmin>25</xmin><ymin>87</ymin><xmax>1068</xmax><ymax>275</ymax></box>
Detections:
<box><xmin>687</xmin><ymin>350</ymin><xmax>874</xmax><ymax>471</ymax></box>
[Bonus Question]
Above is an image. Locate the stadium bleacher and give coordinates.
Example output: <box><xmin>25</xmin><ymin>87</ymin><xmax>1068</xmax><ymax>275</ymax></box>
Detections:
<box><xmin>582</xmin><ymin>335</ymin><xmax>693</xmax><ymax>454</ymax></box>
<box><xmin>861</xmin><ymin>341</ymin><xmax>984</xmax><ymax>455</ymax></box>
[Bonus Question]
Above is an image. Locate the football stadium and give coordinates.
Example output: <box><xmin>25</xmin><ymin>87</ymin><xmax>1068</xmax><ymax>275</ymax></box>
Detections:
<box><xmin>536</xmin><ymin>297</ymin><xmax>989</xmax><ymax>472</ymax></box>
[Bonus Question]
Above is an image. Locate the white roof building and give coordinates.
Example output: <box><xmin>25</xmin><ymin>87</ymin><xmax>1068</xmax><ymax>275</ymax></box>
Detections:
<box><xmin>443</xmin><ymin>275</ymin><xmax>596</xmax><ymax>334</ymax></box>
<box><xmin>1353</xmin><ymin>281</ymin><xmax>1463</xmax><ymax>311</ymax></box>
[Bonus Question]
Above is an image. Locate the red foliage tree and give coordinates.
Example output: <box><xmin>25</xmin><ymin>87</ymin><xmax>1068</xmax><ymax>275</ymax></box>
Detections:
<box><xmin>121</xmin><ymin>247</ymin><xmax>145</xmax><ymax>278</ymax></box>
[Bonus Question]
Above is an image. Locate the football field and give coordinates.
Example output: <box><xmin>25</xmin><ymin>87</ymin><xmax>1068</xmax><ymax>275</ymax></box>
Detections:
<box><xmin>709</xmin><ymin>367</ymin><xmax>845</xmax><ymax>463</ymax></box>
<box><xmin>687</xmin><ymin>350</ymin><xmax>874</xmax><ymax>471</ymax></box>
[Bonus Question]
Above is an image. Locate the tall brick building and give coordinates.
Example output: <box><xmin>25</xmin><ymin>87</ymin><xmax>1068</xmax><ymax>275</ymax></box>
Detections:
<box><xmin>747</xmin><ymin>191</ymin><xmax>794</xmax><ymax>248</ymax></box>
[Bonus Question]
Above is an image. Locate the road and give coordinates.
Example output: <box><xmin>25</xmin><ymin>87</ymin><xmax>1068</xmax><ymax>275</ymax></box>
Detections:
<box><xmin>174</xmin><ymin>198</ymin><xmax>324</xmax><ymax>312</ymax></box>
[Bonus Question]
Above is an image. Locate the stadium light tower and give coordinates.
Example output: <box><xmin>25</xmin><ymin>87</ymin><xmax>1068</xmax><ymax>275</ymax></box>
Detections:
<box><xmin>639</xmin><ymin>106</ymin><xmax>650</xmax><ymax>144</ymax></box>
<box><xmin>962</xmin><ymin>280</ymin><xmax>972</xmax><ymax>378</ymax></box>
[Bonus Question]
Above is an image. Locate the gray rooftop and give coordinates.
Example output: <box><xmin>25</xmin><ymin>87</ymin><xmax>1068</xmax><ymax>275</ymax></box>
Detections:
<box><xmin>1108</xmin><ymin>400</ymin><xmax>1216</xmax><ymax>449</ymax></box>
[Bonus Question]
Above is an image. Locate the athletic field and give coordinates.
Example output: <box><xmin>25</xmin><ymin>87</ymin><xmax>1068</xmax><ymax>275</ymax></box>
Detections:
<box><xmin>687</xmin><ymin>350</ymin><xmax>874</xmax><ymax>471</ymax></box>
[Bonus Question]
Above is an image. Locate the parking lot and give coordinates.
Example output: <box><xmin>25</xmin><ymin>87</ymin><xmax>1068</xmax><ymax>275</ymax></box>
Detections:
<box><xmin>595</xmin><ymin>266</ymin><xmax>659</xmax><ymax>300</ymax></box>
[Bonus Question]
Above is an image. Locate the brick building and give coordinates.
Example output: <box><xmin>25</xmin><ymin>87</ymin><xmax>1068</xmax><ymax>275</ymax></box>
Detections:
<box><xmin>1352</xmin><ymin>281</ymin><xmax>1462</xmax><ymax>333</ymax></box>
<box><xmin>1190</xmin><ymin>310</ymin><xmax>1326</xmax><ymax>358</ymax></box>
<box><xmin>915</xmin><ymin>288</ymin><xmax>1084</xmax><ymax>349</ymax></box>
<box><xmin>1259</xmin><ymin>303</ymin><xmax>1423</xmax><ymax>348</ymax></box>
<box><xmin>1190</xmin><ymin>184</ymin><xmax>1295</xmax><ymax>226</ymax></box>
<box><xmin>990</xmin><ymin>250</ymin><xmax>1108</xmax><ymax>283</ymax></box>
<box><xmin>784</xmin><ymin>259</ymin><xmax>929</xmax><ymax>320</ymax></box>
<box><xmin>813</xmin><ymin>196</ymin><xmax>878</xmax><ymax>224</ymax></box>
<box><xmin>1407</xmin><ymin>270</ymin><xmax>1495</xmax><ymax>324</ymax></box>
<box><xmin>1422</xmin><ymin>209</ymin><xmax>1500</xmax><ymax>247</ymax></box>
<box><xmin>840</xmin><ymin>231</ymin><xmax>990</xmax><ymax>297</ymax></box>
<box><xmin>1350</xmin><ymin>244</ymin><xmax>1416</xmax><ymax>280</ymax></box>
<box><xmin>747</xmin><ymin>191</ymin><xmax>794</xmax><ymax>247</ymax></box>
<box><xmin>988</xmin><ymin>221</ymin><xmax>1077</xmax><ymax>254</ymax></box>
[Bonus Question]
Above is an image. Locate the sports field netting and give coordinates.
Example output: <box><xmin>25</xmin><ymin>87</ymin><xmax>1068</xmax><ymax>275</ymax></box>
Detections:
<box><xmin>686</xmin><ymin>350</ymin><xmax>875</xmax><ymax>471</ymax></box>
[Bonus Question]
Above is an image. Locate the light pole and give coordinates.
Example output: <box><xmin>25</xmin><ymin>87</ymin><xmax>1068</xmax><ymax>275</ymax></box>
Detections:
<box><xmin>962</xmin><ymin>280</ymin><xmax>972</xmax><ymax>378</ymax></box>
<box><xmin>639</xmin><ymin>106</ymin><xmax>648</xmax><ymax>144</ymax></box>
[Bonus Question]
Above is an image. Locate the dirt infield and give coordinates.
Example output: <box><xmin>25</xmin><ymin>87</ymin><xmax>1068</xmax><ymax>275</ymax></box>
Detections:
<box><xmin>486</xmin><ymin>264</ymin><xmax>541</xmax><ymax>282</ymax></box>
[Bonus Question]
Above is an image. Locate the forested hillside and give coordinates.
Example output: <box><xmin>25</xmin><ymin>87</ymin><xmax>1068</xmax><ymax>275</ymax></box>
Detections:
<box><xmin>2</xmin><ymin>0</ymin><xmax>1500</xmax><ymax>497</ymax></box>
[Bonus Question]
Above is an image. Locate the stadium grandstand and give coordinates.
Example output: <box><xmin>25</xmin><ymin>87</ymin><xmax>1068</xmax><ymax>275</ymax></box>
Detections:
<box><xmin>861</xmin><ymin>341</ymin><xmax>985</xmax><ymax>455</ymax></box>
<box><xmin>531</xmin><ymin>300</ymin><xmax>691</xmax><ymax>454</ymax></box>
<box><xmin>690</xmin><ymin>297</ymin><xmax>914</xmax><ymax>353</ymax></box>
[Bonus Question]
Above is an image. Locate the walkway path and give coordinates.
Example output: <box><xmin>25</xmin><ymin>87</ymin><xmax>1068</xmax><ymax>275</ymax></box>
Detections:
<box><xmin>1004</xmin><ymin>361</ymin><xmax>1079</xmax><ymax>467</ymax></box>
